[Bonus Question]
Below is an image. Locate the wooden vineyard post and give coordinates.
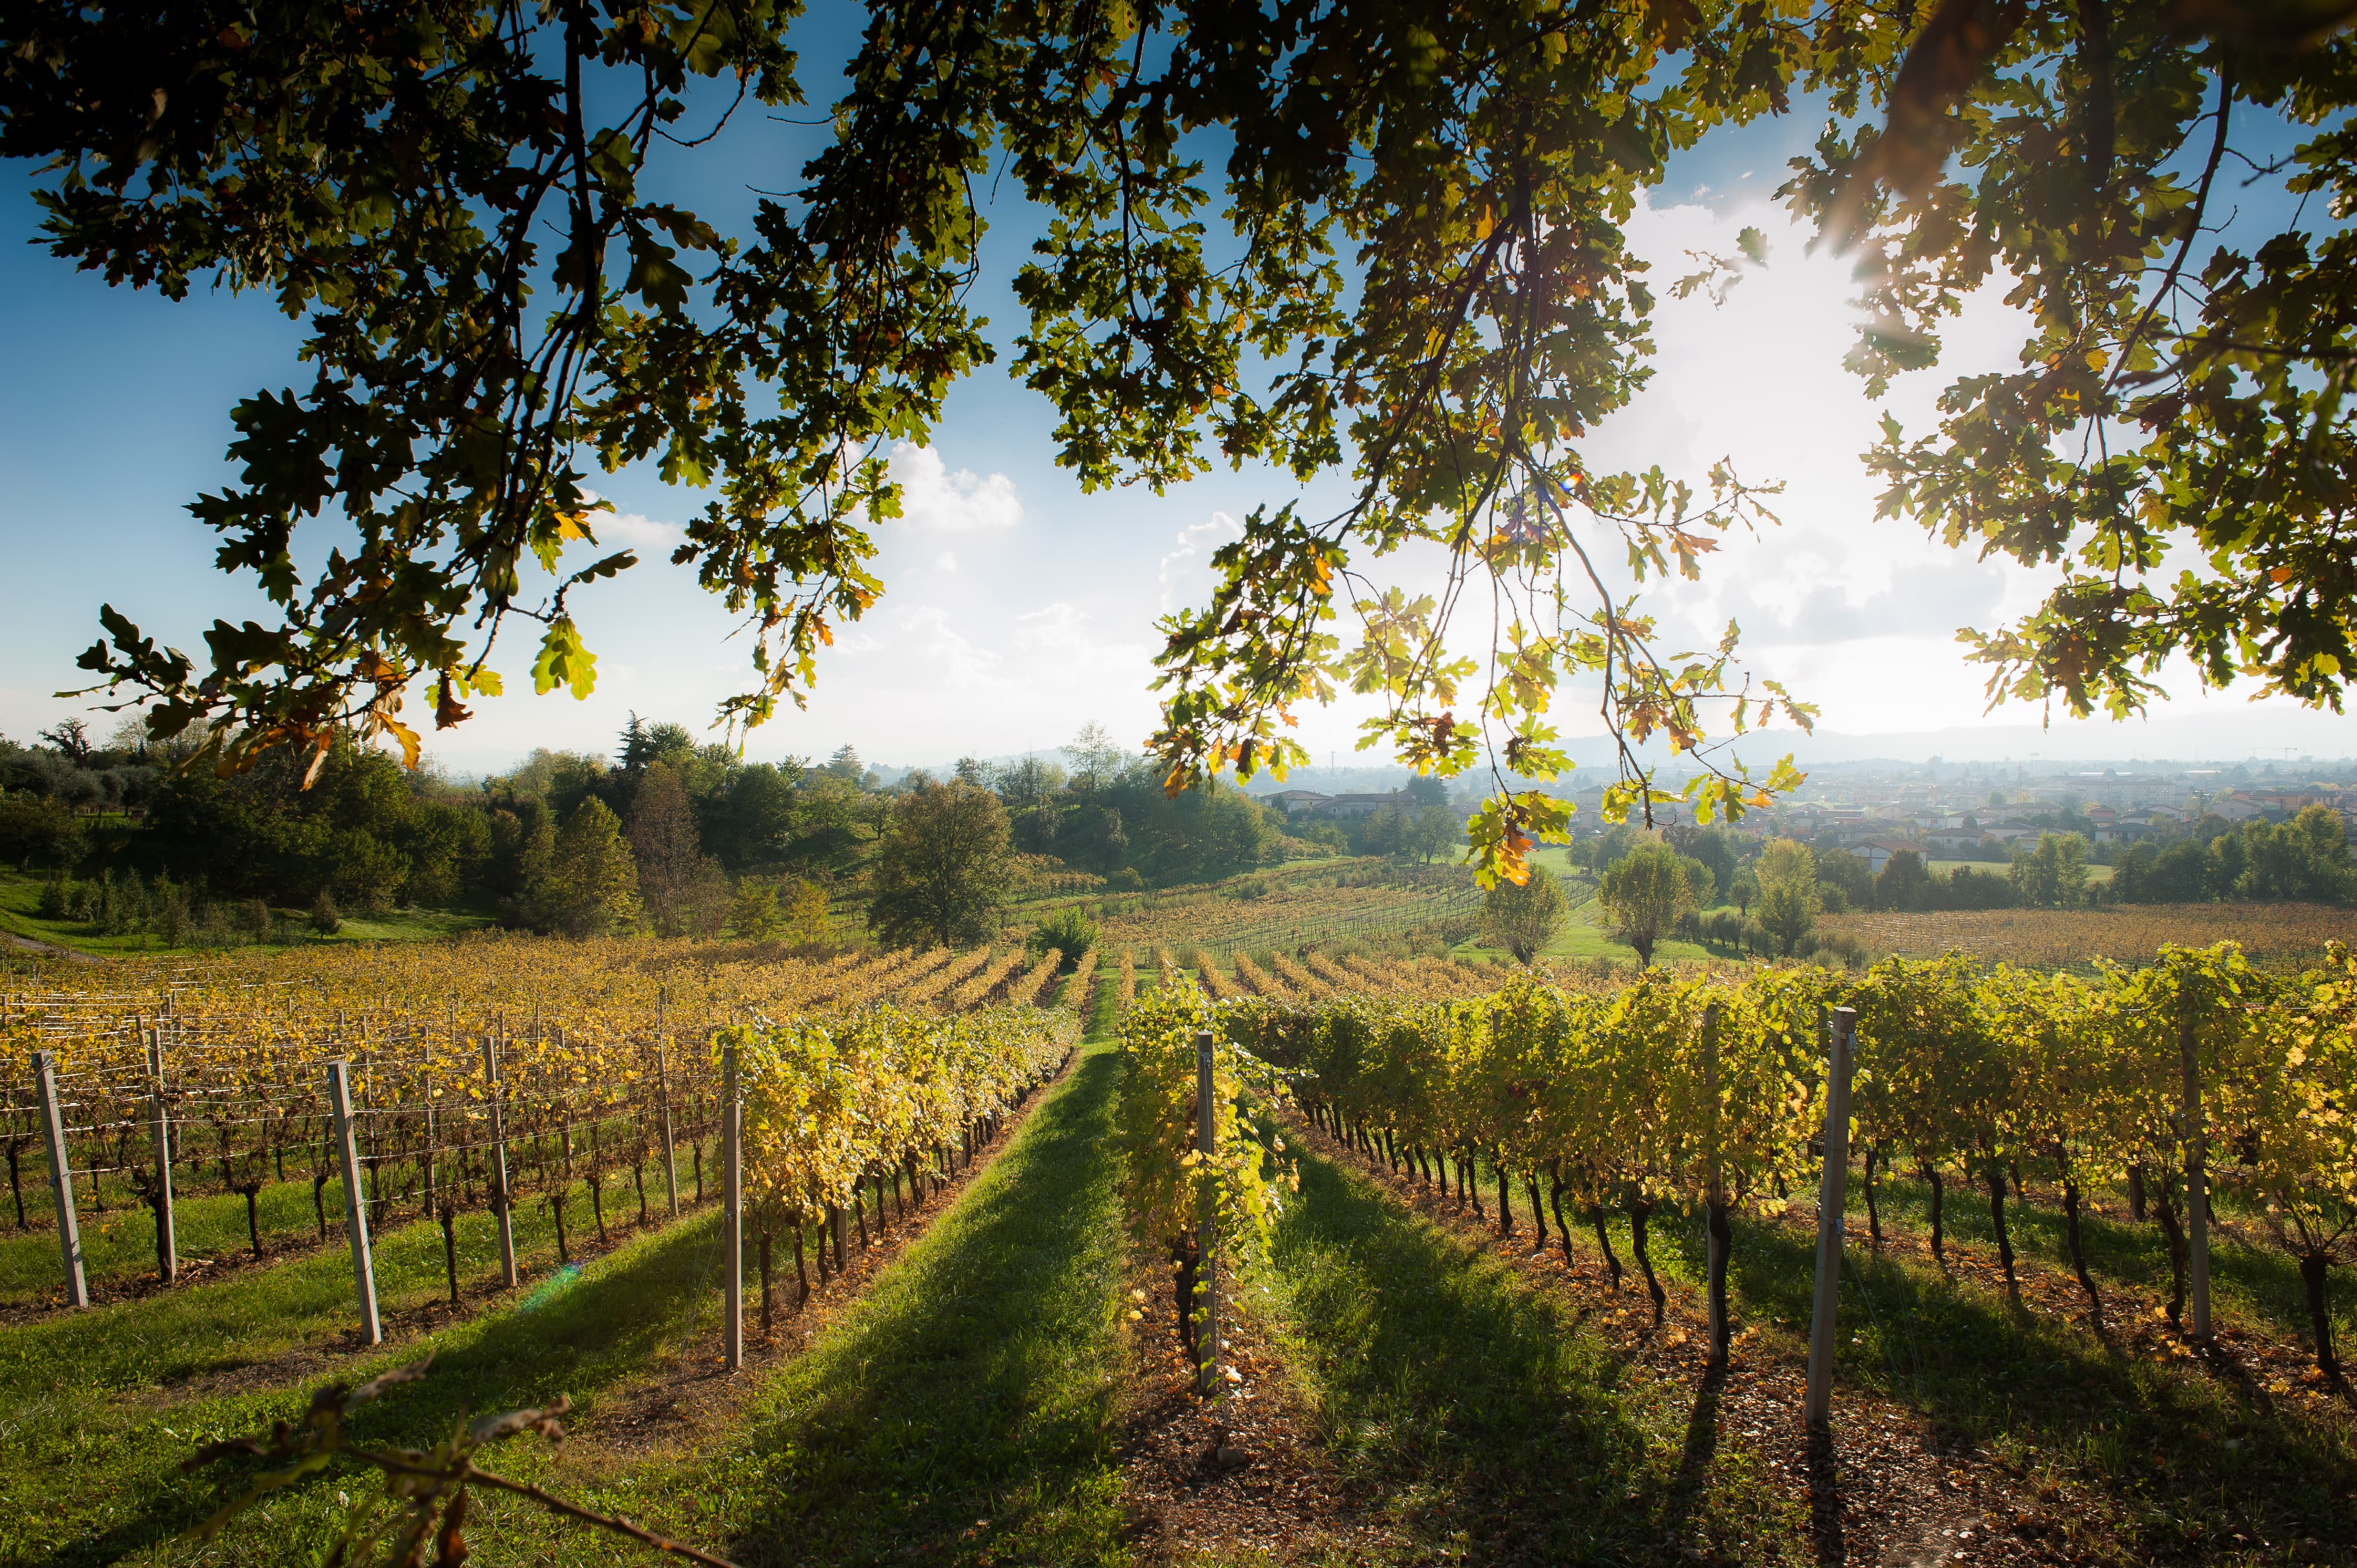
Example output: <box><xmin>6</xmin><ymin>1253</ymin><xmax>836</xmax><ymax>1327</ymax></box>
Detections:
<box><xmin>1804</xmin><ymin>1007</ymin><xmax>1858</xmax><ymax>1430</ymax></box>
<box><xmin>656</xmin><ymin>988</ymin><xmax>680</xmax><ymax>1219</ymax></box>
<box><xmin>325</xmin><ymin>1060</ymin><xmax>383</xmax><ymax>1346</ymax></box>
<box><xmin>1701</xmin><ymin>1002</ymin><xmax>1728</xmax><ymax>1368</ymax></box>
<box><xmin>723</xmin><ymin>1035</ymin><xmax>743</xmax><ymax>1371</ymax></box>
<box><xmin>2181</xmin><ymin>994</ymin><xmax>2212</xmax><ymax>1342</ymax></box>
<box><xmin>1195</xmin><ymin>1028</ymin><xmax>1221</xmax><ymax>1399</ymax></box>
<box><xmin>33</xmin><ymin>1051</ymin><xmax>88</xmax><ymax>1308</ymax></box>
<box><xmin>483</xmin><ymin>1034</ymin><xmax>519</xmax><ymax>1288</ymax></box>
<box><xmin>147</xmin><ymin>1028</ymin><xmax>177</xmax><ymax>1285</ymax></box>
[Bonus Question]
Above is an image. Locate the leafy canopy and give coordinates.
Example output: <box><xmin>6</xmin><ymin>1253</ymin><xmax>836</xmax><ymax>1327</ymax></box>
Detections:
<box><xmin>9</xmin><ymin>1</ymin><xmax>2352</xmax><ymax>883</ymax></box>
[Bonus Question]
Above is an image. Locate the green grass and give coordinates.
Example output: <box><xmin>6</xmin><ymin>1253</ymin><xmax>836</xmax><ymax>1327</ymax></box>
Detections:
<box><xmin>0</xmin><ymin>1168</ymin><xmax>337</xmax><ymax>1307</ymax></box>
<box><xmin>680</xmin><ymin>1041</ymin><xmax>1130</xmax><ymax>1566</ymax></box>
<box><xmin>1453</xmin><ymin>879</ymin><xmax>1717</xmax><ymax>969</ymax></box>
<box><xmin>1255</xmin><ymin>1142</ymin><xmax>1810</xmax><ymax>1564</ymax></box>
<box><xmin>1839</xmin><ymin>1167</ymin><xmax>2357</xmax><ymax>1359</ymax></box>
<box><xmin>0</xmin><ymin>1159</ymin><xmax>721</xmax><ymax>1567</ymax></box>
<box><xmin>0</xmin><ymin>871</ymin><xmax>490</xmax><ymax>960</ymax></box>
<box><xmin>0</xmin><ymin>1128</ymin><xmax>701</xmax><ymax>1311</ymax></box>
<box><xmin>1687</xmin><ymin>1202</ymin><xmax>2355</xmax><ymax>1561</ymax></box>
<box><xmin>1923</xmin><ymin>858</ymin><xmax>2115</xmax><ymax>884</ymax></box>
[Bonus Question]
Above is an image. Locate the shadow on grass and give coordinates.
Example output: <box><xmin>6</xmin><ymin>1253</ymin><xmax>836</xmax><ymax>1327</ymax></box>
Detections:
<box><xmin>14</xmin><ymin>1209</ymin><xmax>728</xmax><ymax>1568</ymax></box>
<box><xmin>1266</xmin><ymin>1148</ymin><xmax>1805</xmax><ymax>1564</ymax></box>
<box><xmin>1854</xmin><ymin>1172</ymin><xmax>2356</xmax><ymax>1352</ymax></box>
<box><xmin>0</xmin><ymin>1170</ymin><xmax>702</xmax><ymax>1404</ymax></box>
<box><xmin>1669</xmin><ymin>1204</ymin><xmax>2357</xmax><ymax>1560</ymax></box>
<box><xmin>701</xmin><ymin>1049</ymin><xmax>1129</xmax><ymax>1568</ymax></box>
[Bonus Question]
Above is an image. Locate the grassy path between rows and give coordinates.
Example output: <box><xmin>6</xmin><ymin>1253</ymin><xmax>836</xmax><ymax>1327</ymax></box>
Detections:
<box><xmin>0</xmin><ymin>1182</ymin><xmax>740</xmax><ymax>1566</ymax></box>
<box><xmin>672</xmin><ymin>1039</ymin><xmax>1130</xmax><ymax>1566</ymax></box>
<box><xmin>1249</xmin><ymin>1133</ymin><xmax>1809</xmax><ymax>1565</ymax></box>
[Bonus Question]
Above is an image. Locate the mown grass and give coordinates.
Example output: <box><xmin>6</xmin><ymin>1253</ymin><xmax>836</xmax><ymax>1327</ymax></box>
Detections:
<box><xmin>0</xmin><ymin>1126</ymin><xmax>708</xmax><ymax>1309</ymax></box>
<box><xmin>1687</xmin><ymin>1203</ymin><xmax>2357</xmax><ymax>1561</ymax></box>
<box><xmin>0</xmin><ymin>1167</ymin><xmax>725</xmax><ymax>1567</ymax></box>
<box><xmin>0</xmin><ymin>1169</ymin><xmax>338</xmax><ymax>1307</ymax></box>
<box><xmin>1844</xmin><ymin>1167</ymin><xmax>2357</xmax><ymax>1355</ymax></box>
<box><xmin>1248</xmin><ymin>1128</ymin><xmax>2357</xmax><ymax>1566</ymax></box>
<box><xmin>0</xmin><ymin>870</ymin><xmax>488</xmax><ymax>959</ymax></box>
<box><xmin>681</xmin><ymin>1040</ymin><xmax>1131</xmax><ymax>1566</ymax></box>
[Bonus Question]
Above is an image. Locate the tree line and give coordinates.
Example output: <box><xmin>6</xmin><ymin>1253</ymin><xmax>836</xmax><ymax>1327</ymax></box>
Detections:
<box><xmin>0</xmin><ymin>716</ymin><xmax>1438</xmax><ymax>947</ymax></box>
<box><xmin>1480</xmin><ymin>809</ymin><xmax>2357</xmax><ymax>971</ymax></box>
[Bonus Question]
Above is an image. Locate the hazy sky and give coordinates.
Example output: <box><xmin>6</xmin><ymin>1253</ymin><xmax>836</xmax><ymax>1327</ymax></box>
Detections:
<box><xmin>5</xmin><ymin>65</ymin><xmax>2349</xmax><ymax>778</ymax></box>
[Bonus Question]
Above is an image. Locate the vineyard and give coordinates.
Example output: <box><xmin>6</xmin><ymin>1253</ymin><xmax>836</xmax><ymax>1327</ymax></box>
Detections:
<box><xmin>0</xmin><ymin>927</ymin><xmax>2351</xmax><ymax>1567</ymax></box>
<box><xmin>0</xmin><ymin>935</ymin><xmax>1094</xmax><ymax>1311</ymax></box>
<box><xmin>1114</xmin><ymin>943</ymin><xmax>2357</xmax><ymax>1563</ymax></box>
<box><xmin>1052</xmin><ymin>861</ymin><xmax>1486</xmax><ymax>955</ymax></box>
<box><xmin>1819</xmin><ymin>902</ymin><xmax>2357</xmax><ymax>972</ymax></box>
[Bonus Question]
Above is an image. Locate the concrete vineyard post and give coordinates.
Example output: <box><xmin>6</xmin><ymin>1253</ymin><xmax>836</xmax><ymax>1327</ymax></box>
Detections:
<box><xmin>326</xmin><ymin>1059</ymin><xmax>382</xmax><ymax>1345</ymax></box>
<box><xmin>483</xmin><ymin>1034</ymin><xmax>519</xmax><ymax>1288</ymax></box>
<box><xmin>147</xmin><ymin>1029</ymin><xmax>177</xmax><ymax>1285</ymax></box>
<box><xmin>2181</xmin><ymin>996</ymin><xmax>2212</xmax><ymax>1341</ymax></box>
<box><xmin>1701</xmin><ymin>1002</ymin><xmax>1727</xmax><ymax>1366</ymax></box>
<box><xmin>33</xmin><ymin>1051</ymin><xmax>88</xmax><ymax>1308</ymax></box>
<box><xmin>723</xmin><ymin>1035</ymin><xmax>743</xmax><ymax>1371</ymax></box>
<box><xmin>1195</xmin><ymin>1028</ymin><xmax>1220</xmax><ymax>1399</ymax></box>
<box><xmin>1804</xmin><ymin>1007</ymin><xmax>1858</xmax><ymax>1430</ymax></box>
<box><xmin>421</xmin><ymin>1039</ymin><xmax>438</xmax><ymax>1218</ymax></box>
<box><xmin>656</xmin><ymin>988</ymin><xmax>679</xmax><ymax>1218</ymax></box>
<box><xmin>425</xmin><ymin>1003</ymin><xmax>450</xmax><ymax>1218</ymax></box>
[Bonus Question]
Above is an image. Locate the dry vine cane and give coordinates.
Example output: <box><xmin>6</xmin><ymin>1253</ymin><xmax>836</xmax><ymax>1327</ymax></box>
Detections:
<box><xmin>183</xmin><ymin>1356</ymin><xmax>739</xmax><ymax>1567</ymax></box>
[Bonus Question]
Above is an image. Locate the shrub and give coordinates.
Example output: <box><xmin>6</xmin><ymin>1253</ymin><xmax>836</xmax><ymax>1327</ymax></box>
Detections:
<box><xmin>1028</xmin><ymin>905</ymin><xmax>1098</xmax><ymax>970</ymax></box>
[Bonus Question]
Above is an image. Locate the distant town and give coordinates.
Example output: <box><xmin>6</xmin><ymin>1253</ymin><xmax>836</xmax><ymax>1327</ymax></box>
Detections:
<box><xmin>1257</xmin><ymin>756</ymin><xmax>2357</xmax><ymax>868</ymax></box>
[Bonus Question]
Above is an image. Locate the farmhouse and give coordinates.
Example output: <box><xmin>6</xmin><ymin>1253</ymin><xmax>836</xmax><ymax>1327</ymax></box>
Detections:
<box><xmin>1253</xmin><ymin>787</ymin><xmax>1417</xmax><ymax>820</ymax></box>
<box><xmin>1857</xmin><ymin>838</ymin><xmax>1932</xmax><ymax>875</ymax></box>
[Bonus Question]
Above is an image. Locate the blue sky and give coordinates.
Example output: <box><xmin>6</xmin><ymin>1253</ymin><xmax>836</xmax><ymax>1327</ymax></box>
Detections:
<box><xmin>4</xmin><ymin>45</ymin><xmax>2351</xmax><ymax>779</ymax></box>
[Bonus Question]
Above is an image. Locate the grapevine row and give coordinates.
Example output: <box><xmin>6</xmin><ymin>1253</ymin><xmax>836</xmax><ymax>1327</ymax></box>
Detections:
<box><xmin>0</xmin><ymin>935</ymin><xmax>1070</xmax><ymax>1303</ymax></box>
<box><xmin>1188</xmin><ymin>943</ymin><xmax>2357</xmax><ymax>1384</ymax></box>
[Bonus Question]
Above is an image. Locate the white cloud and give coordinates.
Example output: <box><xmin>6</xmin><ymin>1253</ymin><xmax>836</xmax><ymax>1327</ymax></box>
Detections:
<box><xmin>1157</xmin><ymin>511</ymin><xmax>1244</xmax><ymax>610</ymax></box>
<box><xmin>1721</xmin><ymin>559</ymin><xmax>2009</xmax><ymax>647</ymax></box>
<box><xmin>596</xmin><ymin>510</ymin><xmax>685</xmax><ymax>548</ymax></box>
<box><xmin>896</xmin><ymin>604</ymin><xmax>1005</xmax><ymax>689</ymax></box>
<box><xmin>935</xmin><ymin>550</ymin><xmax>960</xmax><ymax>572</ymax></box>
<box><xmin>889</xmin><ymin>442</ymin><xmax>1023</xmax><ymax>532</ymax></box>
<box><xmin>573</xmin><ymin>491</ymin><xmax>684</xmax><ymax>549</ymax></box>
<box><xmin>1013</xmin><ymin>601</ymin><xmax>1094</xmax><ymax>651</ymax></box>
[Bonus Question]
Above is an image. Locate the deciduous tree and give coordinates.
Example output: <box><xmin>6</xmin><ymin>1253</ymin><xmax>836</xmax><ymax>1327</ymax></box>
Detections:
<box><xmin>1483</xmin><ymin>869</ymin><xmax>1569</xmax><ymax>964</ymax></box>
<box><xmin>1598</xmin><ymin>842</ymin><xmax>1697</xmax><ymax>969</ymax></box>
<box><xmin>23</xmin><ymin>2</ymin><xmax>2348</xmax><ymax>884</ymax></box>
<box><xmin>867</xmin><ymin>780</ymin><xmax>1013</xmax><ymax>949</ymax></box>
<box><xmin>2009</xmin><ymin>833</ymin><xmax>2092</xmax><ymax>911</ymax></box>
<box><xmin>534</xmin><ymin>798</ymin><xmax>642</xmax><ymax>938</ymax></box>
<box><xmin>1754</xmin><ymin>838</ymin><xmax>1819</xmax><ymax>957</ymax></box>
<box><xmin>625</xmin><ymin>762</ymin><xmax>728</xmax><ymax>936</ymax></box>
